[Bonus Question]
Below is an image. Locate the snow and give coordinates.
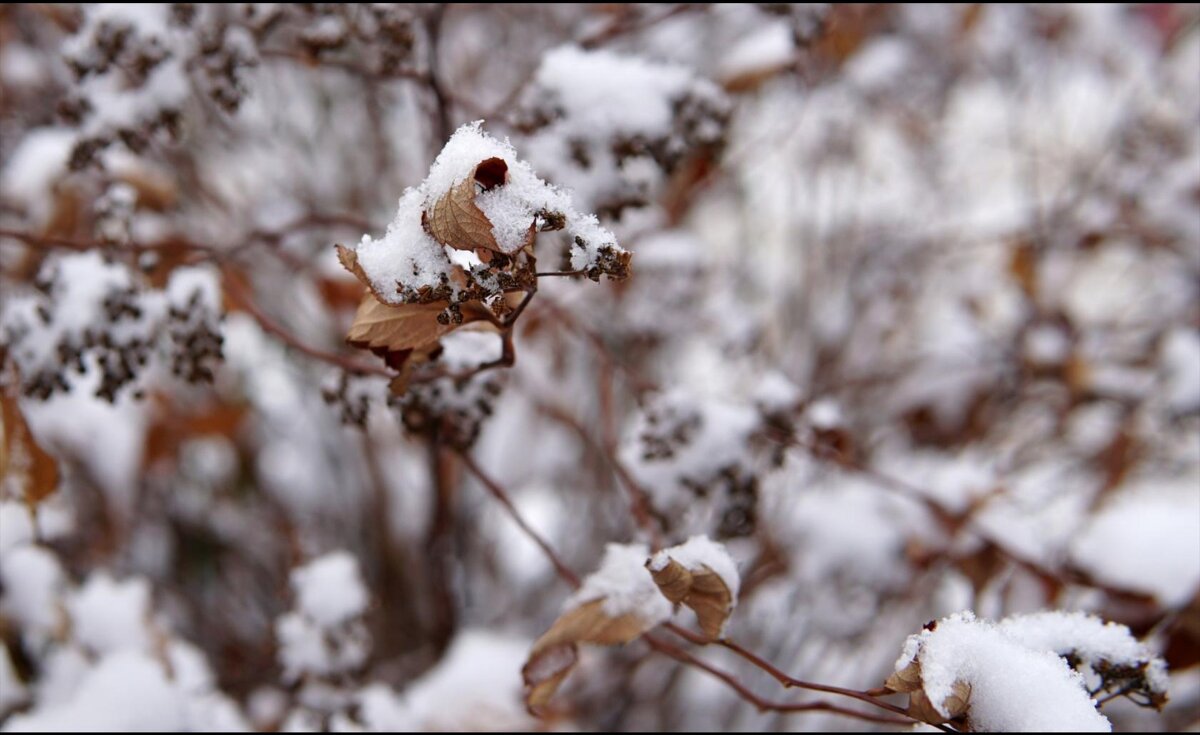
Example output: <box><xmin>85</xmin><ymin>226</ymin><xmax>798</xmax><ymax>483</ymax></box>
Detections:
<box><xmin>1160</xmin><ymin>327</ymin><xmax>1200</xmax><ymax>413</ymax></box>
<box><xmin>777</xmin><ymin>472</ymin><xmax>927</xmax><ymax>591</ymax></box>
<box><xmin>0</xmin><ymin>646</ymin><xmax>244</xmax><ymax>732</ymax></box>
<box><xmin>1070</xmin><ymin>474</ymin><xmax>1200</xmax><ymax>607</ymax></box>
<box><xmin>649</xmin><ymin>535</ymin><xmax>741</xmax><ymax>601</ymax></box>
<box><xmin>290</xmin><ymin>551</ymin><xmax>369</xmax><ymax>628</ymax></box>
<box><xmin>67</xmin><ymin>573</ymin><xmax>154</xmax><ymax>655</ymax></box>
<box><xmin>0</xmin><ymin>545</ymin><xmax>65</xmax><ymax>638</ymax></box>
<box><xmin>896</xmin><ymin>611</ymin><xmax>1113</xmax><ymax>732</ymax></box>
<box><xmin>805</xmin><ymin>398</ymin><xmax>844</xmax><ymax>430</ymax></box>
<box><xmin>350</xmin><ymin>121</ymin><xmax>625</xmax><ymax>304</ymax></box>
<box><xmin>3</xmin><ymin>651</ymin><xmax>185</xmax><ymax>732</ymax></box>
<box><xmin>622</xmin><ymin>390</ymin><xmax>762</xmax><ymax>503</ymax></box>
<box><xmin>351</xmin><ymin>188</ymin><xmax>453</xmax><ymax>301</ymax></box>
<box><xmin>567</xmin><ymin>542</ymin><xmax>672</xmax><ymax>623</ymax></box>
<box><xmin>997</xmin><ymin>611</ymin><xmax>1168</xmax><ymax>696</ymax></box>
<box><xmin>753</xmin><ymin>372</ymin><xmax>800</xmax><ymax>415</ymax></box>
<box><xmin>534</xmin><ymin>46</ymin><xmax>697</xmax><ymax>140</ymax></box>
<box><xmin>719</xmin><ymin>21</ymin><xmax>795</xmax><ymax>81</ymax></box>
<box><xmin>0</xmin><ymin>127</ymin><xmax>75</xmax><ymax>227</ymax></box>
<box><xmin>0</xmin><ymin>502</ymin><xmax>35</xmax><ymax>556</ymax></box>
<box><xmin>356</xmin><ymin>629</ymin><xmax>534</xmax><ymax>731</ymax></box>
<box><xmin>276</xmin><ymin>552</ymin><xmax>371</xmax><ymax>681</ymax></box>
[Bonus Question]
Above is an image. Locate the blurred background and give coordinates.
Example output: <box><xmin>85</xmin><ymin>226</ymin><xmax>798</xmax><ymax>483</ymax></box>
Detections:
<box><xmin>1</xmin><ymin>4</ymin><xmax>1198</xmax><ymax>731</ymax></box>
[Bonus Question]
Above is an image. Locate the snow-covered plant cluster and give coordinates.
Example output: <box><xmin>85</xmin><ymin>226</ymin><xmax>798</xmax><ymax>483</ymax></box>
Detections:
<box><xmin>1</xmin><ymin>4</ymin><xmax>1198</xmax><ymax>733</ymax></box>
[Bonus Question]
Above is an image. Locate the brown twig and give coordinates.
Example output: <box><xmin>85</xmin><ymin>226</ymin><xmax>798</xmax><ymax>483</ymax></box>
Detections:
<box><xmin>531</xmin><ymin>396</ymin><xmax>664</xmax><ymax>547</ymax></box>
<box><xmin>221</xmin><ymin>266</ymin><xmax>392</xmax><ymax>378</ymax></box>
<box><xmin>456</xmin><ymin>430</ymin><xmax>937</xmax><ymax>730</ymax></box>
<box><xmin>644</xmin><ymin>634</ymin><xmax>913</xmax><ymax>727</ymax></box>
<box><xmin>456</xmin><ymin>448</ymin><xmax>582</xmax><ymax>588</ymax></box>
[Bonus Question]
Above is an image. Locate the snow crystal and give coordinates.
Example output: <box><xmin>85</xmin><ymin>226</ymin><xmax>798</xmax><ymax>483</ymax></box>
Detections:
<box><xmin>567</xmin><ymin>543</ymin><xmax>672</xmax><ymax>623</ymax></box>
<box><xmin>896</xmin><ymin>611</ymin><xmax>1112</xmax><ymax>732</ymax></box>
<box><xmin>649</xmin><ymin>535</ymin><xmax>741</xmax><ymax>601</ymax></box>
<box><xmin>289</xmin><ymin>551</ymin><xmax>369</xmax><ymax>628</ymax></box>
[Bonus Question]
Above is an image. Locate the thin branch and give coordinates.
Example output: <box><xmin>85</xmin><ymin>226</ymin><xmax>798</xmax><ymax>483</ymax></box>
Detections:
<box><xmin>532</xmin><ymin>396</ymin><xmax>664</xmax><ymax>547</ymax></box>
<box><xmin>537</xmin><ymin>296</ymin><xmax>659</xmax><ymax>395</ymax></box>
<box><xmin>456</xmin><ymin>448</ymin><xmax>582</xmax><ymax>589</ymax></box>
<box><xmin>766</xmin><ymin>428</ymin><xmax>1156</xmax><ymax>602</ymax></box>
<box><xmin>577</xmin><ymin>4</ymin><xmax>700</xmax><ymax>49</ymax></box>
<box><xmin>259</xmin><ymin>47</ymin><xmax>429</xmax><ymax>82</ymax></box>
<box><xmin>221</xmin><ymin>266</ymin><xmax>392</xmax><ymax>378</ymax></box>
<box><xmin>644</xmin><ymin>634</ymin><xmax>913</xmax><ymax>727</ymax></box>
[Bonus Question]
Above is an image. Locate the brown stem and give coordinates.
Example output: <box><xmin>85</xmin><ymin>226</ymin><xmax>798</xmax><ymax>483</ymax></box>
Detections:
<box><xmin>222</xmin><ymin>267</ymin><xmax>392</xmax><ymax>378</ymax></box>
<box><xmin>662</xmin><ymin>624</ymin><xmax>953</xmax><ymax>732</ymax></box>
<box><xmin>644</xmin><ymin>634</ymin><xmax>912</xmax><ymax>727</ymax></box>
<box><xmin>532</xmin><ymin>397</ymin><xmax>664</xmax><ymax>547</ymax></box>
<box><xmin>422</xmin><ymin>438</ymin><xmax>460</xmax><ymax>655</ymax></box>
<box><xmin>455</xmin><ymin>449</ymin><xmax>581</xmax><ymax>588</ymax></box>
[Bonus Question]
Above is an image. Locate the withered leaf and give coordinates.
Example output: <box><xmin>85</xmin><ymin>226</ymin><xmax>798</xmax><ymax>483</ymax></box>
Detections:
<box><xmin>425</xmin><ymin>157</ymin><xmax>509</xmax><ymax>253</ymax></box>
<box><xmin>345</xmin><ymin>292</ymin><xmax>497</xmax><ymax>394</ymax></box>
<box><xmin>648</xmin><ymin>558</ymin><xmax>735</xmax><ymax>640</ymax></box>
<box><xmin>346</xmin><ymin>293</ymin><xmax>460</xmax><ymax>354</ymax></box>
<box><xmin>884</xmin><ymin>660</ymin><xmax>922</xmax><ymax>693</ymax></box>
<box><xmin>886</xmin><ymin>659</ymin><xmax>971</xmax><ymax>726</ymax></box>
<box><xmin>523</xmin><ymin>598</ymin><xmax>655</xmax><ymax>715</ymax></box>
<box><xmin>1</xmin><ymin>389</ymin><xmax>60</xmax><ymax>508</ymax></box>
<box><xmin>335</xmin><ymin>243</ymin><xmax>389</xmax><ymax>303</ymax></box>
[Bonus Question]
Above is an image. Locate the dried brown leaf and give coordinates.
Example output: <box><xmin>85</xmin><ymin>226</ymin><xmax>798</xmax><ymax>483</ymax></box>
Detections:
<box><xmin>523</xmin><ymin>598</ymin><xmax>654</xmax><ymax>715</ymax></box>
<box><xmin>648</xmin><ymin>558</ymin><xmax>692</xmax><ymax>604</ymax></box>
<box><xmin>345</xmin><ymin>292</ymin><xmax>497</xmax><ymax>394</ymax></box>
<box><xmin>887</xmin><ymin>659</ymin><xmax>971</xmax><ymax>726</ymax></box>
<box><xmin>884</xmin><ymin>660</ymin><xmax>923</xmax><ymax>693</ymax></box>
<box><xmin>1</xmin><ymin>390</ymin><xmax>59</xmax><ymax>508</ymax></box>
<box><xmin>648</xmin><ymin>559</ymin><xmax>734</xmax><ymax>640</ymax></box>
<box><xmin>425</xmin><ymin>157</ymin><xmax>509</xmax><ymax>253</ymax></box>
<box><xmin>335</xmin><ymin>243</ymin><xmax>386</xmax><ymax>301</ymax></box>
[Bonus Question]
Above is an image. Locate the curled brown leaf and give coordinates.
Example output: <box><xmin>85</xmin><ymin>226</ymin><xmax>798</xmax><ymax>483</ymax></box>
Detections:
<box><xmin>885</xmin><ymin>659</ymin><xmax>971</xmax><ymax>726</ymax></box>
<box><xmin>523</xmin><ymin>598</ymin><xmax>656</xmax><ymax>715</ymax></box>
<box><xmin>425</xmin><ymin>157</ymin><xmax>510</xmax><ymax>253</ymax></box>
<box><xmin>345</xmin><ymin>292</ymin><xmax>496</xmax><ymax>394</ymax></box>
<box><xmin>648</xmin><ymin>558</ymin><xmax>735</xmax><ymax>640</ymax></box>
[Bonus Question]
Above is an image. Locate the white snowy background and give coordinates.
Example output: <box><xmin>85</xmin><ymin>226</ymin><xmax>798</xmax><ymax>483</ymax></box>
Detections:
<box><xmin>0</xmin><ymin>4</ymin><xmax>1197</xmax><ymax>732</ymax></box>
